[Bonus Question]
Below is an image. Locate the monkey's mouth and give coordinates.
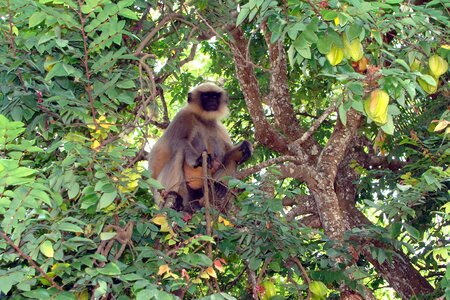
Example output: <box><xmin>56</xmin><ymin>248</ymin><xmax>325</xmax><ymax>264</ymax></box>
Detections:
<box><xmin>202</xmin><ymin>100</ymin><xmax>220</xmax><ymax>111</ymax></box>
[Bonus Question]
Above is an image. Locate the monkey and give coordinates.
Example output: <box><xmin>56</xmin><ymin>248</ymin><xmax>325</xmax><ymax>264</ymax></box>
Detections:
<box><xmin>148</xmin><ymin>82</ymin><xmax>252</xmax><ymax>211</ymax></box>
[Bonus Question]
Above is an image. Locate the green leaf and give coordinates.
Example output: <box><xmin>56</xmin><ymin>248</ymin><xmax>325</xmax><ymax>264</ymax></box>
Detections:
<box><xmin>97</xmin><ymin>191</ymin><xmax>117</xmax><ymax>210</ymax></box>
<box><xmin>390</xmin><ymin>223</ymin><xmax>402</xmax><ymax>238</ymax></box>
<box><xmin>29</xmin><ymin>12</ymin><xmax>46</xmax><ymax>28</ymax></box>
<box><xmin>22</xmin><ymin>289</ymin><xmax>50</xmax><ymax>299</ymax></box>
<box><xmin>380</xmin><ymin>114</ymin><xmax>395</xmax><ymax>135</ymax></box>
<box><xmin>321</xmin><ymin>10</ymin><xmax>338</xmax><ymax>21</ymax></box>
<box><xmin>297</xmin><ymin>47</ymin><xmax>311</xmax><ymax>59</ymax></box>
<box><xmin>146</xmin><ymin>177</ymin><xmax>164</xmax><ymax>189</ymax></box>
<box><xmin>58</xmin><ymin>222</ymin><xmax>83</xmax><ymax>233</ymax></box>
<box><xmin>405</xmin><ymin>224</ymin><xmax>421</xmax><ymax>240</ymax></box>
<box><xmin>40</xmin><ymin>240</ymin><xmax>54</xmax><ymax>258</ymax></box>
<box><xmin>236</xmin><ymin>7</ymin><xmax>250</xmax><ymax>26</ymax></box>
<box><xmin>117</xmin><ymin>80</ymin><xmax>136</xmax><ymax>89</ymax></box>
<box><xmin>119</xmin><ymin>8</ymin><xmax>138</xmax><ymax>20</ymax></box>
<box><xmin>346</xmin><ymin>24</ymin><xmax>363</xmax><ymax>41</ymax></box>
<box><xmin>121</xmin><ymin>273</ymin><xmax>144</xmax><ymax>281</ymax></box>
<box><xmin>98</xmin><ymin>262</ymin><xmax>121</xmax><ymax>275</ymax></box>
<box><xmin>317</xmin><ymin>36</ymin><xmax>332</xmax><ymax>54</ymax></box>
<box><xmin>372</xmin><ymin>30</ymin><xmax>383</xmax><ymax>45</ymax></box>
<box><xmin>377</xmin><ymin>248</ymin><xmax>387</xmax><ymax>264</ymax></box>
<box><xmin>182</xmin><ymin>253</ymin><xmax>212</xmax><ymax>267</ymax></box>
<box><xmin>248</xmin><ymin>257</ymin><xmax>261</xmax><ymax>270</ymax></box>
<box><xmin>301</xmin><ymin>30</ymin><xmax>318</xmax><ymax>44</ymax></box>
<box><xmin>418</xmin><ymin>74</ymin><xmax>437</xmax><ymax>86</ymax></box>
<box><xmin>100</xmin><ymin>232</ymin><xmax>117</xmax><ymax>241</ymax></box>
<box><xmin>45</xmin><ymin>62</ymin><xmax>69</xmax><ymax>80</ymax></box>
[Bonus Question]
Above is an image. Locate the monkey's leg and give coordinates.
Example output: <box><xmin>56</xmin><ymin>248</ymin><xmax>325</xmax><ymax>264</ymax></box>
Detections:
<box><xmin>213</xmin><ymin>141</ymin><xmax>253</xmax><ymax>198</ymax></box>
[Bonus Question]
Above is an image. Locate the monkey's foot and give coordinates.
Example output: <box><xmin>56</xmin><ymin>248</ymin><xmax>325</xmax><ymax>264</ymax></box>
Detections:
<box><xmin>193</xmin><ymin>151</ymin><xmax>213</xmax><ymax>168</ymax></box>
<box><xmin>162</xmin><ymin>191</ymin><xmax>184</xmax><ymax>211</ymax></box>
<box><xmin>238</xmin><ymin>141</ymin><xmax>253</xmax><ymax>164</ymax></box>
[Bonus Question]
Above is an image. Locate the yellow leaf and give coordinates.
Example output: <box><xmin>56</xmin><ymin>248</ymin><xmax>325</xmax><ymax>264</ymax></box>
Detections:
<box><xmin>441</xmin><ymin>44</ymin><xmax>450</xmax><ymax>50</ymax></box>
<box><xmin>152</xmin><ymin>214</ymin><xmax>168</xmax><ymax>226</ymax></box>
<box><xmin>158</xmin><ymin>264</ymin><xmax>170</xmax><ymax>276</ymax></box>
<box><xmin>160</xmin><ymin>222</ymin><xmax>171</xmax><ymax>233</ymax></box>
<box><xmin>218</xmin><ymin>215</ymin><xmax>233</xmax><ymax>227</ymax></box>
<box><xmin>334</xmin><ymin>17</ymin><xmax>339</xmax><ymax>26</ymax></box>
<box><xmin>192</xmin><ymin>278</ymin><xmax>202</xmax><ymax>284</ymax></box>
<box><xmin>434</xmin><ymin>120</ymin><xmax>449</xmax><ymax>132</ymax></box>
<box><xmin>97</xmin><ymin>115</ymin><xmax>112</xmax><ymax>129</ymax></box>
<box><xmin>200</xmin><ymin>271</ymin><xmax>210</xmax><ymax>279</ymax></box>
<box><xmin>91</xmin><ymin>140</ymin><xmax>101</xmax><ymax>150</ymax></box>
<box><xmin>206</xmin><ymin>266</ymin><xmax>217</xmax><ymax>278</ymax></box>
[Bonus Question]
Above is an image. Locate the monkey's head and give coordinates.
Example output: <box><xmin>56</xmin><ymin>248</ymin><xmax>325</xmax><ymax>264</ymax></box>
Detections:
<box><xmin>187</xmin><ymin>82</ymin><xmax>229</xmax><ymax>120</ymax></box>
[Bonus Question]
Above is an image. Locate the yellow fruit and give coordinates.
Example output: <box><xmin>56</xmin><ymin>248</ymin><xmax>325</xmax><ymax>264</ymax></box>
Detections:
<box><xmin>428</xmin><ymin>54</ymin><xmax>448</xmax><ymax>78</ymax></box>
<box><xmin>326</xmin><ymin>45</ymin><xmax>344</xmax><ymax>66</ymax></box>
<box><xmin>343</xmin><ymin>33</ymin><xmax>363</xmax><ymax>61</ymax></box>
<box><xmin>364</xmin><ymin>89</ymin><xmax>389</xmax><ymax>126</ymax></box>
<box><xmin>260</xmin><ymin>280</ymin><xmax>276</xmax><ymax>300</ymax></box>
<box><xmin>418</xmin><ymin>77</ymin><xmax>438</xmax><ymax>94</ymax></box>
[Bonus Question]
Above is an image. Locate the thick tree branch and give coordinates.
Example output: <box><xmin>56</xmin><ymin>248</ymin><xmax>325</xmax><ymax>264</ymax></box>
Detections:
<box><xmin>262</xmin><ymin>23</ymin><xmax>301</xmax><ymax>140</ymax></box>
<box><xmin>228</xmin><ymin>26</ymin><xmax>288</xmax><ymax>153</ymax></box>
<box><xmin>318</xmin><ymin>109</ymin><xmax>362</xmax><ymax>179</ymax></box>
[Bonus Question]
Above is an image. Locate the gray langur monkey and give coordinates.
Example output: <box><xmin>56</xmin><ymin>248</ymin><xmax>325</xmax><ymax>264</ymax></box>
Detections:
<box><xmin>148</xmin><ymin>82</ymin><xmax>252</xmax><ymax>211</ymax></box>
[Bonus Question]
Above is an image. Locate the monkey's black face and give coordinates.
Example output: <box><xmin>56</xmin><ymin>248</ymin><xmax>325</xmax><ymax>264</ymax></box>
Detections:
<box><xmin>200</xmin><ymin>92</ymin><xmax>222</xmax><ymax>111</ymax></box>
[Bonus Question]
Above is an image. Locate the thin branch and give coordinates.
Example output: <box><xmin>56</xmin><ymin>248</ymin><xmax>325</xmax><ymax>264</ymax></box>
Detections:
<box><xmin>290</xmin><ymin>100</ymin><xmax>340</xmax><ymax>148</ymax></box>
<box><xmin>76</xmin><ymin>0</ymin><xmax>97</xmax><ymax>127</ymax></box>
<box><xmin>135</xmin><ymin>13</ymin><xmax>183</xmax><ymax>56</ymax></box>
<box><xmin>202</xmin><ymin>151</ymin><xmax>213</xmax><ymax>259</ymax></box>
<box><xmin>290</xmin><ymin>257</ymin><xmax>311</xmax><ymax>299</ymax></box>
<box><xmin>0</xmin><ymin>230</ymin><xmax>64</xmax><ymax>291</ymax></box>
<box><xmin>7</xmin><ymin>0</ymin><xmax>26</xmax><ymax>90</ymax></box>
<box><xmin>257</xmin><ymin>257</ymin><xmax>272</xmax><ymax>282</ymax></box>
<box><xmin>237</xmin><ymin>155</ymin><xmax>302</xmax><ymax>179</ymax></box>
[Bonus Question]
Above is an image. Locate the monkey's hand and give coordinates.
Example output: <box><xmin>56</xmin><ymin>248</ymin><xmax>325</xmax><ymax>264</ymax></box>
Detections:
<box><xmin>193</xmin><ymin>152</ymin><xmax>213</xmax><ymax>169</ymax></box>
<box><xmin>237</xmin><ymin>140</ymin><xmax>253</xmax><ymax>165</ymax></box>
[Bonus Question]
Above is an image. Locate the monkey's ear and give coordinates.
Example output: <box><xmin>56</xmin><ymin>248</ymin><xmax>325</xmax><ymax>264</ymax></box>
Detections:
<box><xmin>188</xmin><ymin>92</ymin><xmax>192</xmax><ymax>103</ymax></box>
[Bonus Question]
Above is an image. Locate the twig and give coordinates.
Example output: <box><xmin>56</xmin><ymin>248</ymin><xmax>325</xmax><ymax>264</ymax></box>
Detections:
<box><xmin>290</xmin><ymin>257</ymin><xmax>311</xmax><ymax>300</ymax></box>
<box><xmin>202</xmin><ymin>151</ymin><xmax>213</xmax><ymax>259</ymax></box>
<box><xmin>257</xmin><ymin>257</ymin><xmax>272</xmax><ymax>282</ymax></box>
<box><xmin>76</xmin><ymin>0</ymin><xmax>97</xmax><ymax>127</ymax></box>
<box><xmin>135</xmin><ymin>13</ymin><xmax>184</xmax><ymax>56</ymax></box>
<box><xmin>0</xmin><ymin>230</ymin><xmax>64</xmax><ymax>291</ymax></box>
<box><xmin>237</xmin><ymin>155</ymin><xmax>302</xmax><ymax>179</ymax></box>
<box><xmin>6</xmin><ymin>0</ymin><xmax>26</xmax><ymax>90</ymax></box>
<box><xmin>290</xmin><ymin>100</ymin><xmax>340</xmax><ymax>148</ymax></box>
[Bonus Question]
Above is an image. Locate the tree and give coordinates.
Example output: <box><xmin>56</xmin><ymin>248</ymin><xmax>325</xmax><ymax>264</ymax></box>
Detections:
<box><xmin>0</xmin><ymin>0</ymin><xmax>448</xmax><ymax>299</ymax></box>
